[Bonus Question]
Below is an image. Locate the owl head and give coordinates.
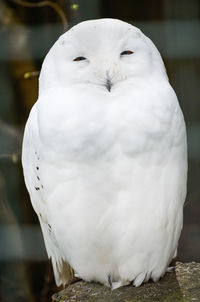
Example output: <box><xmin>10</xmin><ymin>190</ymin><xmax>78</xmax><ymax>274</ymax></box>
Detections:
<box><xmin>39</xmin><ymin>19</ymin><xmax>167</xmax><ymax>95</ymax></box>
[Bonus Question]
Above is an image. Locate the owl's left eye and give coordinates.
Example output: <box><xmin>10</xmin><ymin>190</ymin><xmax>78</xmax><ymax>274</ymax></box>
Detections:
<box><xmin>73</xmin><ymin>56</ymin><xmax>87</xmax><ymax>61</ymax></box>
<box><xmin>120</xmin><ymin>50</ymin><xmax>133</xmax><ymax>56</ymax></box>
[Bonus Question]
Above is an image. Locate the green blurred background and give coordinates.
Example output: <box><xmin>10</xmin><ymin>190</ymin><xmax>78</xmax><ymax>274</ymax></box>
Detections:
<box><xmin>0</xmin><ymin>0</ymin><xmax>200</xmax><ymax>301</ymax></box>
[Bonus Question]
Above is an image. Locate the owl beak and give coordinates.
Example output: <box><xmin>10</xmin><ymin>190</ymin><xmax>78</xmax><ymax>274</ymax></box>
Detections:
<box><xmin>106</xmin><ymin>78</ymin><xmax>112</xmax><ymax>92</ymax></box>
<box><xmin>105</xmin><ymin>71</ymin><xmax>112</xmax><ymax>92</ymax></box>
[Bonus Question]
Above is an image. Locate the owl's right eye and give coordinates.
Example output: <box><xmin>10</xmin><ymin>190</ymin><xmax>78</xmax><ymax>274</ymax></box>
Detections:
<box><xmin>73</xmin><ymin>57</ymin><xmax>87</xmax><ymax>61</ymax></box>
<box><xmin>120</xmin><ymin>50</ymin><xmax>134</xmax><ymax>56</ymax></box>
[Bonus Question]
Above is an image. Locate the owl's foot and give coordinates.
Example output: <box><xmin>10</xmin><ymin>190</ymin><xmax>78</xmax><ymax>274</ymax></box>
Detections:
<box><xmin>111</xmin><ymin>280</ymin><xmax>124</xmax><ymax>290</ymax></box>
<box><xmin>107</xmin><ymin>275</ymin><xmax>130</xmax><ymax>290</ymax></box>
<box><xmin>132</xmin><ymin>272</ymin><xmax>147</xmax><ymax>287</ymax></box>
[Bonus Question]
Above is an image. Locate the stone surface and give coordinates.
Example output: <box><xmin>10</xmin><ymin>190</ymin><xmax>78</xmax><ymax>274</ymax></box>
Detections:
<box><xmin>52</xmin><ymin>262</ymin><xmax>200</xmax><ymax>302</ymax></box>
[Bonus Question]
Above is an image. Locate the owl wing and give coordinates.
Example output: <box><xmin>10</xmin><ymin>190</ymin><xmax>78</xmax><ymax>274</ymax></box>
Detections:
<box><xmin>22</xmin><ymin>103</ymin><xmax>75</xmax><ymax>287</ymax></box>
<box><xmin>39</xmin><ymin>217</ymin><xmax>75</xmax><ymax>286</ymax></box>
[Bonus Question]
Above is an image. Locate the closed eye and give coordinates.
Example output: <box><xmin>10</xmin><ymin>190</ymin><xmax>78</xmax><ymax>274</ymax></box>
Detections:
<box><xmin>120</xmin><ymin>50</ymin><xmax>133</xmax><ymax>56</ymax></box>
<box><xmin>73</xmin><ymin>56</ymin><xmax>87</xmax><ymax>61</ymax></box>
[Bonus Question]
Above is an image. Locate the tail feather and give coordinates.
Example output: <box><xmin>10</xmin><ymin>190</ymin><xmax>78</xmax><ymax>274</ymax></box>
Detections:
<box><xmin>52</xmin><ymin>257</ymin><xmax>75</xmax><ymax>287</ymax></box>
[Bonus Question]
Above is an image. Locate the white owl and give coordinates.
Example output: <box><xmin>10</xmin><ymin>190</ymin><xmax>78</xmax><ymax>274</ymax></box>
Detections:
<box><xmin>22</xmin><ymin>18</ymin><xmax>187</xmax><ymax>289</ymax></box>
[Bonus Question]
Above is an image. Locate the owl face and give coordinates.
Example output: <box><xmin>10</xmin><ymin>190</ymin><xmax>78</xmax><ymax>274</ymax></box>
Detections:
<box><xmin>40</xmin><ymin>19</ymin><xmax>166</xmax><ymax>94</ymax></box>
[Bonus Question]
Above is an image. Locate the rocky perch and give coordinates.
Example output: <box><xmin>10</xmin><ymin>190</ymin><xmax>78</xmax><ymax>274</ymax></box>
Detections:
<box><xmin>52</xmin><ymin>262</ymin><xmax>200</xmax><ymax>302</ymax></box>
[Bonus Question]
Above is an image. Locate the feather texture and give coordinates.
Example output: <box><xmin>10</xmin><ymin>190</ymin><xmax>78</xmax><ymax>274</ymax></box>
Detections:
<box><xmin>22</xmin><ymin>19</ymin><xmax>187</xmax><ymax>288</ymax></box>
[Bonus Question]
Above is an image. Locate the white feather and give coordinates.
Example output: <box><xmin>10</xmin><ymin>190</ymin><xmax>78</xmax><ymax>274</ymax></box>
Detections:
<box><xmin>22</xmin><ymin>18</ymin><xmax>187</xmax><ymax>288</ymax></box>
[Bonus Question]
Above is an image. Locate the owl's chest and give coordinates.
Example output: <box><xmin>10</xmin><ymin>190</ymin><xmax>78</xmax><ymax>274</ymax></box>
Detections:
<box><xmin>39</xmin><ymin>89</ymin><xmax>173</xmax><ymax>160</ymax></box>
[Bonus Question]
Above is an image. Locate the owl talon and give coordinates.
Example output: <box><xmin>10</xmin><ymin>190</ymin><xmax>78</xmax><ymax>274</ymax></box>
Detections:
<box><xmin>111</xmin><ymin>280</ymin><xmax>123</xmax><ymax>290</ymax></box>
<box><xmin>108</xmin><ymin>274</ymin><xmax>112</xmax><ymax>288</ymax></box>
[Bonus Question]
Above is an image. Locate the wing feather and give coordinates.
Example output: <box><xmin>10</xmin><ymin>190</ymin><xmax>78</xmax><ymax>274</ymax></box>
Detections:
<box><xmin>22</xmin><ymin>103</ymin><xmax>74</xmax><ymax>287</ymax></box>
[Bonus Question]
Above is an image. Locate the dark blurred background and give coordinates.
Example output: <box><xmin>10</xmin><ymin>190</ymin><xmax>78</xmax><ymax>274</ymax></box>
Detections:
<box><xmin>0</xmin><ymin>0</ymin><xmax>199</xmax><ymax>301</ymax></box>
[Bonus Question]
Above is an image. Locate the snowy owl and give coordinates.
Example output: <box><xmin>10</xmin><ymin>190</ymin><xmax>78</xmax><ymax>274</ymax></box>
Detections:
<box><xmin>22</xmin><ymin>18</ymin><xmax>187</xmax><ymax>289</ymax></box>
